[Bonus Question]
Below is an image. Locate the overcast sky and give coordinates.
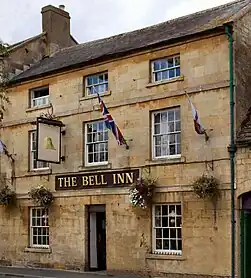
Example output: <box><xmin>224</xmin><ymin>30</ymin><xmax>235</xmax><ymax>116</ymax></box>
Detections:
<box><xmin>0</xmin><ymin>0</ymin><xmax>234</xmax><ymax>45</ymax></box>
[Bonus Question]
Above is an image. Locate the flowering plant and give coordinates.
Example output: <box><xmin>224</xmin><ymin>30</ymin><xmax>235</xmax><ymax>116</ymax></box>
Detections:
<box><xmin>129</xmin><ymin>177</ymin><xmax>157</xmax><ymax>209</ymax></box>
<box><xmin>28</xmin><ymin>185</ymin><xmax>54</xmax><ymax>208</ymax></box>
<box><xmin>192</xmin><ymin>175</ymin><xmax>220</xmax><ymax>200</ymax></box>
<box><xmin>0</xmin><ymin>185</ymin><xmax>16</xmax><ymax>207</ymax></box>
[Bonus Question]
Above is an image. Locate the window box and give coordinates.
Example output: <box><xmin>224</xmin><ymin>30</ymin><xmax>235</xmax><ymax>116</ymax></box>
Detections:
<box><xmin>152</xmin><ymin>107</ymin><xmax>181</xmax><ymax>159</ymax></box>
<box><xmin>85</xmin><ymin>121</ymin><xmax>108</xmax><ymax>166</ymax></box>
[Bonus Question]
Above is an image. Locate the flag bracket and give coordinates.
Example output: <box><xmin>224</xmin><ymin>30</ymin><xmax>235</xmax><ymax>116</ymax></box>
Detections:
<box><xmin>204</xmin><ymin>131</ymin><xmax>209</xmax><ymax>142</ymax></box>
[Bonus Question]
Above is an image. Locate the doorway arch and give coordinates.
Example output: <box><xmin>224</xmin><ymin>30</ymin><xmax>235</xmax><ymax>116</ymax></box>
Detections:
<box><xmin>240</xmin><ymin>191</ymin><xmax>251</xmax><ymax>278</ymax></box>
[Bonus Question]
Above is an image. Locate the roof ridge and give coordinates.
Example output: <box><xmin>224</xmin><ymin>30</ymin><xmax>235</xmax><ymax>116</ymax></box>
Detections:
<box><xmin>54</xmin><ymin>0</ymin><xmax>248</xmax><ymax>56</ymax></box>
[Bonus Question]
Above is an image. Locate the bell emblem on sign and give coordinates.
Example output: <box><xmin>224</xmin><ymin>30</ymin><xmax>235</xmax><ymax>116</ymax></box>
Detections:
<box><xmin>44</xmin><ymin>136</ymin><xmax>56</xmax><ymax>150</ymax></box>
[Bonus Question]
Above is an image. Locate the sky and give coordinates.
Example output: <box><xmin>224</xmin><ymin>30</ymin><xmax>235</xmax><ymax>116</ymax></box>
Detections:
<box><xmin>0</xmin><ymin>0</ymin><xmax>235</xmax><ymax>45</ymax></box>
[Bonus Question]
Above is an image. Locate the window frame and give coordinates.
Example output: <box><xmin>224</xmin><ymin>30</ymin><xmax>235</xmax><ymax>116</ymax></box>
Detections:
<box><xmin>84</xmin><ymin>120</ymin><xmax>109</xmax><ymax>166</ymax></box>
<box><xmin>29</xmin><ymin>207</ymin><xmax>49</xmax><ymax>248</ymax></box>
<box><xmin>152</xmin><ymin>203</ymin><xmax>182</xmax><ymax>255</ymax></box>
<box><xmin>29</xmin><ymin>130</ymin><xmax>50</xmax><ymax>171</ymax></box>
<box><xmin>29</xmin><ymin>86</ymin><xmax>50</xmax><ymax>108</ymax></box>
<box><xmin>151</xmin><ymin>107</ymin><xmax>181</xmax><ymax>160</ymax></box>
<box><xmin>151</xmin><ymin>55</ymin><xmax>180</xmax><ymax>83</ymax></box>
<box><xmin>85</xmin><ymin>72</ymin><xmax>108</xmax><ymax>96</ymax></box>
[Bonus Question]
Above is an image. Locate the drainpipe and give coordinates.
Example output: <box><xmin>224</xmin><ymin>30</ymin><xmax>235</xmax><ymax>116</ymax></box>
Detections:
<box><xmin>225</xmin><ymin>24</ymin><xmax>236</xmax><ymax>278</ymax></box>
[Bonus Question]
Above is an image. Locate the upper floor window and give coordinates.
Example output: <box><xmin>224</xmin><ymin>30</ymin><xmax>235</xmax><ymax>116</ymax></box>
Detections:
<box><xmin>29</xmin><ymin>131</ymin><xmax>49</xmax><ymax>171</ymax></box>
<box><xmin>85</xmin><ymin>72</ymin><xmax>108</xmax><ymax>96</ymax></box>
<box><xmin>152</xmin><ymin>56</ymin><xmax>180</xmax><ymax>83</ymax></box>
<box><xmin>30</xmin><ymin>86</ymin><xmax>49</xmax><ymax>108</ymax></box>
<box><xmin>30</xmin><ymin>207</ymin><xmax>49</xmax><ymax>248</ymax></box>
<box><xmin>85</xmin><ymin>121</ymin><xmax>108</xmax><ymax>165</ymax></box>
<box><xmin>152</xmin><ymin>204</ymin><xmax>182</xmax><ymax>255</ymax></box>
<box><xmin>152</xmin><ymin>107</ymin><xmax>181</xmax><ymax>159</ymax></box>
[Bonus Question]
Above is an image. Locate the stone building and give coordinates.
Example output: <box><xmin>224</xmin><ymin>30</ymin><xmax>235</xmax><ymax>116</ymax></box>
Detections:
<box><xmin>1</xmin><ymin>4</ymin><xmax>77</xmax><ymax>79</ymax></box>
<box><xmin>1</xmin><ymin>1</ymin><xmax>251</xmax><ymax>277</ymax></box>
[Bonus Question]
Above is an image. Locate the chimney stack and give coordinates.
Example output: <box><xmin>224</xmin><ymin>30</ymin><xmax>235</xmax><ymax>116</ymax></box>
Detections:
<box><xmin>59</xmin><ymin>5</ymin><xmax>65</xmax><ymax>10</ymax></box>
<box><xmin>41</xmin><ymin>5</ymin><xmax>71</xmax><ymax>54</ymax></box>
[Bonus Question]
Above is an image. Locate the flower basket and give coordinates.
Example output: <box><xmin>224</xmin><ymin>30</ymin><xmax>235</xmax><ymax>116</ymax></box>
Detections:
<box><xmin>129</xmin><ymin>177</ymin><xmax>157</xmax><ymax>209</ymax></box>
<box><xmin>191</xmin><ymin>175</ymin><xmax>220</xmax><ymax>200</ymax></box>
<box><xmin>28</xmin><ymin>185</ymin><xmax>54</xmax><ymax>208</ymax></box>
<box><xmin>0</xmin><ymin>185</ymin><xmax>16</xmax><ymax>207</ymax></box>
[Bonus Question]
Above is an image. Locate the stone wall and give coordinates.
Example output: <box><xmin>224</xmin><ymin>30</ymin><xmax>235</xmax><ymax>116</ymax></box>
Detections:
<box><xmin>0</xmin><ymin>190</ymin><xmax>231</xmax><ymax>277</ymax></box>
<box><xmin>0</xmin><ymin>33</ymin><xmax>232</xmax><ymax>277</ymax></box>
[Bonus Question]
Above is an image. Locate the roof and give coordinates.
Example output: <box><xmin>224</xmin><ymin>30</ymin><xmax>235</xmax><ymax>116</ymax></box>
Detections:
<box><xmin>8</xmin><ymin>33</ymin><xmax>46</xmax><ymax>52</ymax></box>
<box><xmin>12</xmin><ymin>0</ymin><xmax>251</xmax><ymax>83</ymax></box>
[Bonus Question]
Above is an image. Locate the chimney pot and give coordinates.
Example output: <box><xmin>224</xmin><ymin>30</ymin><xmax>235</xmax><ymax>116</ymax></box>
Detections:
<box><xmin>59</xmin><ymin>5</ymin><xmax>65</xmax><ymax>10</ymax></box>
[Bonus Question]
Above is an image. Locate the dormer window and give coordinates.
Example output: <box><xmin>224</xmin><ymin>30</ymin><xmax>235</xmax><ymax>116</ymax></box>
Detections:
<box><xmin>30</xmin><ymin>86</ymin><xmax>49</xmax><ymax>108</ymax></box>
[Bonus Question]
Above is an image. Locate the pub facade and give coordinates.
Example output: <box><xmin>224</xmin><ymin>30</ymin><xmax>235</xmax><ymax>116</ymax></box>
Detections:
<box><xmin>1</xmin><ymin>1</ymin><xmax>251</xmax><ymax>278</ymax></box>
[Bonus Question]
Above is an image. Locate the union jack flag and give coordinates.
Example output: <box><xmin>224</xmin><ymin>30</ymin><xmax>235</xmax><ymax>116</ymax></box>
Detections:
<box><xmin>97</xmin><ymin>93</ymin><xmax>127</xmax><ymax>146</ymax></box>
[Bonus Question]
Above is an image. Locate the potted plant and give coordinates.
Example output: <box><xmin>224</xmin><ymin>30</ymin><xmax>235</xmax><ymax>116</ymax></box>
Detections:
<box><xmin>191</xmin><ymin>174</ymin><xmax>220</xmax><ymax>201</ymax></box>
<box><xmin>0</xmin><ymin>185</ymin><xmax>16</xmax><ymax>207</ymax></box>
<box><xmin>129</xmin><ymin>176</ymin><xmax>157</xmax><ymax>209</ymax></box>
<box><xmin>28</xmin><ymin>185</ymin><xmax>54</xmax><ymax>208</ymax></box>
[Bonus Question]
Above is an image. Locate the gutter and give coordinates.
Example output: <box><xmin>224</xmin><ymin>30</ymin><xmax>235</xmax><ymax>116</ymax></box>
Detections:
<box><xmin>225</xmin><ymin>23</ymin><xmax>236</xmax><ymax>278</ymax></box>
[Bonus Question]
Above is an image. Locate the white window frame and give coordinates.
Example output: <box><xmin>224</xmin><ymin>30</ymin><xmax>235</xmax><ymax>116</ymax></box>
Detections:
<box><xmin>85</xmin><ymin>121</ymin><xmax>108</xmax><ymax>166</ymax></box>
<box><xmin>152</xmin><ymin>204</ymin><xmax>182</xmax><ymax>255</ymax></box>
<box><xmin>152</xmin><ymin>108</ymin><xmax>181</xmax><ymax>160</ymax></box>
<box><xmin>151</xmin><ymin>55</ymin><xmax>180</xmax><ymax>83</ymax></box>
<box><xmin>30</xmin><ymin>86</ymin><xmax>50</xmax><ymax>108</ymax></box>
<box><xmin>30</xmin><ymin>207</ymin><xmax>49</xmax><ymax>248</ymax></box>
<box><xmin>85</xmin><ymin>72</ymin><xmax>108</xmax><ymax>96</ymax></box>
<box><xmin>29</xmin><ymin>131</ymin><xmax>49</xmax><ymax>171</ymax></box>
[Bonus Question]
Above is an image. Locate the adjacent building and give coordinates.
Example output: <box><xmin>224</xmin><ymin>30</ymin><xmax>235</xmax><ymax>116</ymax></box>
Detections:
<box><xmin>1</xmin><ymin>1</ymin><xmax>251</xmax><ymax>278</ymax></box>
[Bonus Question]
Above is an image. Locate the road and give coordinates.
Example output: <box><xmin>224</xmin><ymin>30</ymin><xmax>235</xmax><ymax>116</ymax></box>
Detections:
<box><xmin>0</xmin><ymin>266</ymin><xmax>142</xmax><ymax>278</ymax></box>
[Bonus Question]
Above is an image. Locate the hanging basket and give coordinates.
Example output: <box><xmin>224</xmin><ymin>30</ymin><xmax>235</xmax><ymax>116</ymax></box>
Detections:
<box><xmin>0</xmin><ymin>185</ymin><xmax>16</xmax><ymax>207</ymax></box>
<box><xmin>28</xmin><ymin>185</ymin><xmax>54</xmax><ymax>208</ymax></box>
<box><xmin>191</xmin><ymin>175</ymin><xmax>220</xmax><ymax>200</ymax></box>
<box><xmin>129</xmin><ymin>177</ymin><xmax>157</xmax><ymax>209</ymax></box>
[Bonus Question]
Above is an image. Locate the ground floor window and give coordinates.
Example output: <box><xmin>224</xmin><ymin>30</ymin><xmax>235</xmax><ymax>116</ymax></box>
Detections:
<box><xmin>152</xmin><ymin>203</ymin><xmax>182</xmax><ymax>255</ymax></box>
<box><xmin>30</xmin><ymin>207</ymin><xmax>49</xmax><ymax>248</ymax></box>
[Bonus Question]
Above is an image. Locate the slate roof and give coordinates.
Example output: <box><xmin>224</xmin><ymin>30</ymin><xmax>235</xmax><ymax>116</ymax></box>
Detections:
<box><xmin>11</xmin><ymin>0</ymin><xmax>250</xmax><ymax>83</ymax></box>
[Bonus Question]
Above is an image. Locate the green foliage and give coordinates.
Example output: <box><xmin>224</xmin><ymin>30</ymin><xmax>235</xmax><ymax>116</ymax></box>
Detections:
<box><xmin>192</xmin><ymin>175</ymin><xmax>220</xmax><ymax>200</ymax></box>
<box><xmin>28</xmin><ymin>185</ymin><xmax>54</xmax><ymax>208</ymax></box>
<box><xmin>0</xmin><ymin>185</ymin><xmax>16</xmax><ymax>207</ymax></box>
<box><xmin>129</xmin><ymin>176</ymin><xmax>157</xmax><ymax>209</ymax></box>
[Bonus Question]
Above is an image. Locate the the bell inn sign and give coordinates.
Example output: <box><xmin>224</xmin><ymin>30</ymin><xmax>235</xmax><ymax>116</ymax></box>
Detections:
<box><xmin>55</xmin><ymin>169</ymin><xmax>140</xmax><ymax>190</ymax></box>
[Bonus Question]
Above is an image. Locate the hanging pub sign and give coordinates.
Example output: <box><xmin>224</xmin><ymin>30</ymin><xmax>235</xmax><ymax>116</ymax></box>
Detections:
<box><xmin>36</xmin><ymin>117</ymin><xmax>65</xmax><ymax>164</ymax></box>
<box><xmin>55</xmin><ymin>169</ymin><xmax>140</xmax><ymax>190</ymax></box>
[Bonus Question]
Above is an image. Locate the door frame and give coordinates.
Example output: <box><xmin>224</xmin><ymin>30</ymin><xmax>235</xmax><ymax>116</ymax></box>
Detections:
<box><xmin>87</xmin><ymin>205</ymin><xmax>106</xmax><ymax>271</ymax></box>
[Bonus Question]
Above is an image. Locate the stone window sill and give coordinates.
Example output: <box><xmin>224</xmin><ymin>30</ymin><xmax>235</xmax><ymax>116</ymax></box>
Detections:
<box><xmin>25</xmin><ymin>104</ymin><xmax>51</xmax><ymax>113</ymax></box>
<box><xmin>146</xmin><ymin>76</ymin><xmax>184</xmax><ymax>88</ymax></box>
<box><xmin>26</xmin><ymin>168</ymin><xmax>51</xmax><ymax>176</ymax></box>
<box><xmin>24</xmin><ymin>247</ymin><xmax>51</xmax><ymax>253</ymax></box>
<box><xmin>146</xmin><ymin>253</ymin><xmax>185</xmax><ymax>261</ymax></box>
<box><xmin>78</xmin><ymin>163</ymin><xmax>112</xmax><ymax>172</ymax></box>
<box><xmin>146</xmin><ymin>155</ymin><xmax>186</xmax><ymax>166</ymax></box>
<box><xmin>79</xmin><ymin>90</ymin><xmax>111</xmax><ymax>102</ymax></box>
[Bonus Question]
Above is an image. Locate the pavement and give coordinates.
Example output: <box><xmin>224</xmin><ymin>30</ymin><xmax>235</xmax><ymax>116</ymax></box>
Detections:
<box><xmin>0</xmin><ymin>266</ymin><xmax>140</xmax><ymax>278</ymax></box>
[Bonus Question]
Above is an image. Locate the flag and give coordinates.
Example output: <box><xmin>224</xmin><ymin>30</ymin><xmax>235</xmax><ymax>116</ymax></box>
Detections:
<box><xmin>186</xmin><ymin>93</ymin><xmax>206</xmax><ymax>135</ymax></box>
<box><xmin>0</xmin><ymin>139</ymin><xmax>13</xmax><ymax>159</ymax></box>
<box><xmin>0</xmin><ymin>139</ymin><xmax>8</xmax><ymax>155</ymax></box>
<box><xmin>97</xmin><ymin>93</ymin><xmax>127</xmax><ymax>146</ymax></box>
